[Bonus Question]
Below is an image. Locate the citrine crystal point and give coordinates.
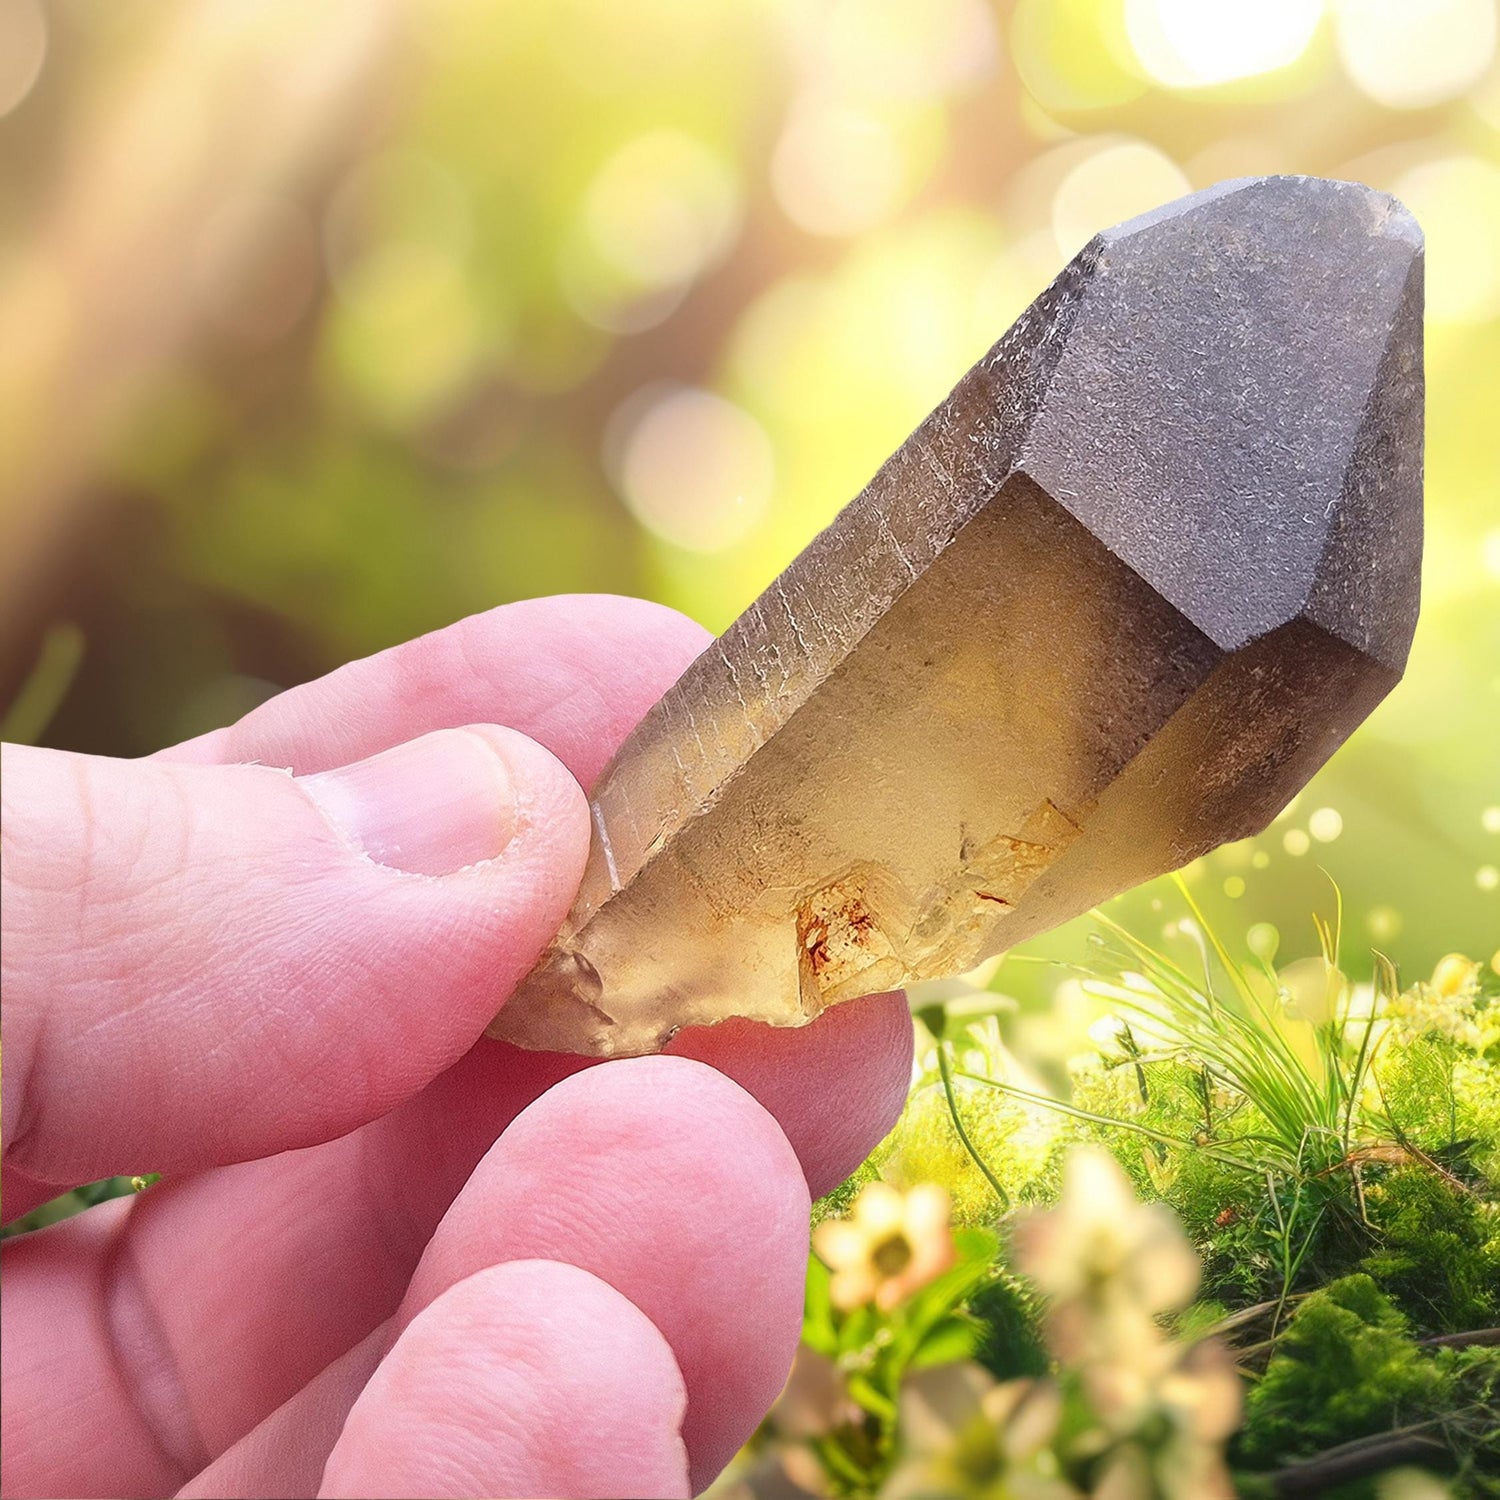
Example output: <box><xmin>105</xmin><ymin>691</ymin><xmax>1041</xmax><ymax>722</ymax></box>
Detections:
<box><xmin>491</xmin><ymin>175</ymin><xmax>1424</xmax><ymax>1058</ymax></box>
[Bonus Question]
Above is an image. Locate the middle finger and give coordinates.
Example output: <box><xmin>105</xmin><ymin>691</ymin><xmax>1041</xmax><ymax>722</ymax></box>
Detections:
<box><xmin>137</xmin><ymin>994</ymin><xmax>910</xmax><ymax>1451</ymax></box>
<box><xmin>6</xmin><ymin>995</ymin><xmax>911</xmax><ymax>1497</ymax></box>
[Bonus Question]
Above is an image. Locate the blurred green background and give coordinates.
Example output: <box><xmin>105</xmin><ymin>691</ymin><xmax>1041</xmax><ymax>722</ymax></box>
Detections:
<box><xmin>1</xmin><ymin>0</ymin><xmax>1496</xmax><ymax>996</ymax></box>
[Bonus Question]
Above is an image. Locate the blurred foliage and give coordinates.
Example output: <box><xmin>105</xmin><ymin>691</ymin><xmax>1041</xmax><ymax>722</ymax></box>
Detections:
<box><xmin>1</xmin><ymin>0</ymin><xmax>1497</xmax><ymax>1011</ymax></box>
<box><xmin>731</xmin><ymin>1152</ymin><xmax>1245</xmax><ymax>1500</ymax></box>
<box><xmin>4</xmin><ymin>14</ymin><xmax>1498</xmax><ymax>1488</ymax></box>
<box><xmin>792</xmin><ymin>1201</ymin><xmax>999</xmax><ymax>1494</ymax></box>
<box><xmin>771</xmin><ymin>915</ymin><xmax>1500</xmax><ymax>1497</ymax></box>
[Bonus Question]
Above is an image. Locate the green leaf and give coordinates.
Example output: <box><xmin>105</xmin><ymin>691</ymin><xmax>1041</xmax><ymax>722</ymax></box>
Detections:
<box><xmin>837</xmin><ymin>1303</ymin><xmax>878</xmax><ymax>1356</ymax></box>
<box><xmin>846</xmin><ymin>1372</ymin><xmax>900</xmax><ymax>1423</ymax></box>
<box><xmin>897</xmin><ymin>1247</ymin><xmax>998</xmax><ymax>1346</ymax></box>
<box><xmin>803</xmin><ymin>1253</ymin><xmax>838</xmax><ymax>1354</ymax></box>
<box><xmin>909</xmin><ymin>1314</ymin><xmax>981</xmax><ymax>1368</ymax></box>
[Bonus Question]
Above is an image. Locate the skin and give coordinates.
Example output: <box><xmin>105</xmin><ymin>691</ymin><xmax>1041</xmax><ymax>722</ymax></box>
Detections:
<box><xmin>0</xmin><ymin>595</ymin><xmax>914</xmax><ymax>1500</ymax></box>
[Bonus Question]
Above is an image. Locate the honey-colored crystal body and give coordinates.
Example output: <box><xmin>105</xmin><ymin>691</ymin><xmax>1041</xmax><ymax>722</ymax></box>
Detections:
<box><xmin>491</xmin><ymin>176</ymin><xmax>1424</xmax><ymax>1057</ymax></box>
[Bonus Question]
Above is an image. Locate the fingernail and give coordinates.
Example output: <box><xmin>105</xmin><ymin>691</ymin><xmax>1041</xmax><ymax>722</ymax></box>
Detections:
<box><xmin>303</xmin><ymin>729</ymin><xmax>518</xmax><ymax>876</ymax></box>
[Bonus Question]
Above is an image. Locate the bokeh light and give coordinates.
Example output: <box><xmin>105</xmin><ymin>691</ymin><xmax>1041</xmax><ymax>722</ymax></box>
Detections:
<box><xmin>1050</xmin><ymin>139</ymin><xmax>1191</xmax><ymax>256</ymax></box>
<box><xmin>1484</xmin><ymin>529</ymin><xmax>1500</xmax><ymax>580</ymax></box>
<box><xmin>772</xmin><ymin>99</ymin><xmax>911</xmax><ymax>237</ymax></box>
<box><xmin>610</xmin><ymin>385</ymin><xmax>773</xmax><ymax>553</ymax></box>
<box><xmin>575</xmin><ymin>130</ymin><xmax>740</xmax><ymax>315</ymax></box>
<box><xmin>1247</xmin><ymin>921</ymin><xmax>1281</xmax><ymax>960</ymax></box>
<box><xmin>191</xmin><ymin>193</ymin><xmax>319</xmax><ymax>346</ymax></box>
<box><xmin>1390</xmin><ymin>155</ymin><xmax>1500</xmax><ymax>324</ymax></box>
<box><xmin>0</xmin><ymin>0</ymin><xmax>46</xmax><ymax>118</ymax></box>
<box><xmin>1010</xmin><ymin>0</ymin><xmax>1146</xmax><ymax>112</ymax></box>
<box><xmin>1335</xmin><ymin>0</ymin><xmax>1497</xmax><ymax>109</ymax></box>
<box><xmin>785</xmin><ymin>0</ymin><xmax>998</xmax><ymax>102</ymax></box>
<box><xmin>1308</xmin><ymin>806</ymin><xmax>1344</xmax><ymax>843</ymax></box>
<box><xmin>324</xmin><ymin>241</ymin><xmax>481</xmax><ymax>423</ymax></box>
<box><xmin>1126</xmin><ymin>0</ymin><xmax>1324</xmax><ymax>88</ymax></box>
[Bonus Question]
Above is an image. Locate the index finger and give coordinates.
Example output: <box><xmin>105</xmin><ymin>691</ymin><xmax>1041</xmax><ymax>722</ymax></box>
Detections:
<box><xmin>1</xmin><ymin>597</ymin><xmax>712</xmax><ymax>1208</ymax></box>
<box><xmin>162</xmin><ymin>593</ymin><xmax>712</xmax><ymax>784</ymax></box>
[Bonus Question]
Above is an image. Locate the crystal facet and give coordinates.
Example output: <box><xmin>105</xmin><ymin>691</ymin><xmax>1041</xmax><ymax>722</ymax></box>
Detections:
<box><xmin>491</xmin><ymin>176</ymin><xmax>1424</xmax><ymax>1057</ymax></box>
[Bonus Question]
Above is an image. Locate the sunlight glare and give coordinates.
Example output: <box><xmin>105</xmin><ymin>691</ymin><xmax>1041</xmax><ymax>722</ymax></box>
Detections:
<box><xmin>1051</xmin><ymin>140</ymin><xmax>1191</xmax><ymax>257</ymax></box>
<box><xmin>1336</xmin><ymin>0</ymin><xmax>1497</xmax><ymax>109</ymax></box>
<box><xmin>1125</xmin><ymin>0</ymin><xmax>1324</xmax><ymax>88</ymax></box>
<box><xmin>790</xmin><ymin>0</ymin><xmax>997</xmax><ymax>101</ymax></box>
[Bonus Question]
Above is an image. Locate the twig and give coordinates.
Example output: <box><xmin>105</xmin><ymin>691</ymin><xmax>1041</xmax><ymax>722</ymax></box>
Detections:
<box><xmin>1265</xmin><ymin>1422</ymin><xmax>1450</xmax><ymax>1495</ymax></box>
<box><xmin>1420</xmin><ymin>1327</ymin><xmax>1500</xmax><ymax>1350</ymax></box>
<box><xmin>1201</xmin><ymin>1294</ymin><xmax>1309</xmax><ymax>1342</ymax></box>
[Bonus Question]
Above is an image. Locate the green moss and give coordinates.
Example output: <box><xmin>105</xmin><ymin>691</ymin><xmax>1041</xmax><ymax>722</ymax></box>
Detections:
<box><xmin>1358</xmin><ymin>1168</ymin><xmax>1500</xmax><ymax>1333</ymax></box>
<box><xmin>1378</xmin><ymin>1037</ymin><xmax>1500</xmax><ymax>1184</ymax></box>
<box><xmin>813</xmin><ymin>1153</ymin><xmax>882</xmax><ymax>1226</ymax></box>
<box><xmin>1237</xmin><ymin>1274</ymin><xmax>1500</xmax><ymax>1474</ymax></box>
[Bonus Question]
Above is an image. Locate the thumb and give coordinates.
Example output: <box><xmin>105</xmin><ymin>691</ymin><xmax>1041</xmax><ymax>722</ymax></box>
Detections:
<box><xmin>0</xmin><ymin>728</ymin><xmax>588</xmax><ymax>1190</ymax></box>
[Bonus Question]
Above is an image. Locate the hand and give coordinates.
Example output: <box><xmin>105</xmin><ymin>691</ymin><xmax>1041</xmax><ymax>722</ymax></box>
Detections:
<box><xmin>0</xmin><ymin>596</ymin><xmax>913</xmax><ymax>1500</ymax></box>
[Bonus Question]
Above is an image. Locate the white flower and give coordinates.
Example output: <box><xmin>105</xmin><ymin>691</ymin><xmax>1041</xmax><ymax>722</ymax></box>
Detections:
<box><xmin>812</xmin><ymin>1182</ymin><xmax>956</xmax><ymax>1311</ymax></box>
